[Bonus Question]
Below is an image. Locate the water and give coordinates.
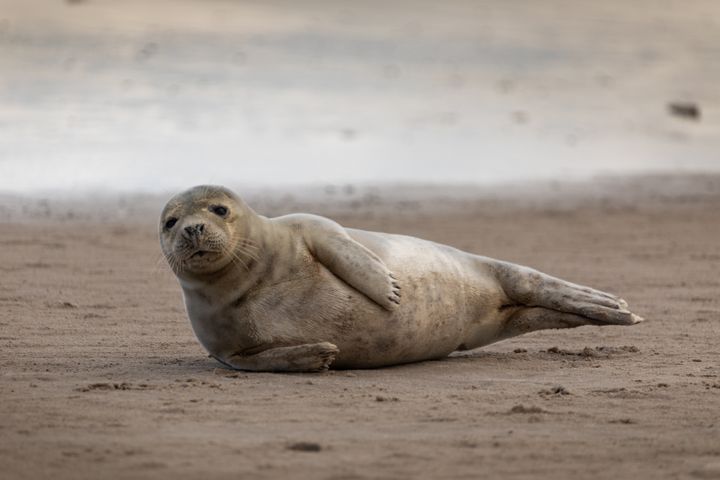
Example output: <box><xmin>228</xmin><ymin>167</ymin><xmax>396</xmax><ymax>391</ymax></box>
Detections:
<box><xmin>1</xmin><ymin>0</ymin><xmax>719</xmax><ymax>194</ymax></box>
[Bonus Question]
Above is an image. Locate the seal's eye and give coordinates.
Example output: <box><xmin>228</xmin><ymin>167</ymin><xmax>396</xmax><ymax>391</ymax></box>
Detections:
<box><xmin>210</xmin><ymin>205</ymin><xmax>228</xmax><ymax>217</ymax></box>
<box><xmin>164</xmin><ymin>217</ymin><xmax>178</xmax><ymax>230</ymax></box>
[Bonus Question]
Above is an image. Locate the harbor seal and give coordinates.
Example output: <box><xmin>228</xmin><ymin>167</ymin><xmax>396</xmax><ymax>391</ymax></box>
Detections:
<box><xmin>160</xmin><ymin>185</ymin><xmax>643</xmax><ymax>372</ymax></box>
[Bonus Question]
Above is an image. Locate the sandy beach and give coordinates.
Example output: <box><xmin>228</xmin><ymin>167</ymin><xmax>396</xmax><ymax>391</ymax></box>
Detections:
<box><xmin>1</xmin><ymin>175</ymin><xmax>719</xmax><ymax>479</ymax></box>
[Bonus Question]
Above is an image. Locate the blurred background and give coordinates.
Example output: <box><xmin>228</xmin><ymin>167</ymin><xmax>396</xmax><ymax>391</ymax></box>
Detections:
<box><xmin>0</xmin><ymin>0</ymin><xmax>718</xmax><ymax>194</ymax></box>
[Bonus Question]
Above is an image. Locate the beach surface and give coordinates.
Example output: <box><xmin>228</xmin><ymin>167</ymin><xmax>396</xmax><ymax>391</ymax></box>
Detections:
<box><xmin>1</xmin><ymin>175</ymin><xmax>719</xmax><ymax>479</ymax></box>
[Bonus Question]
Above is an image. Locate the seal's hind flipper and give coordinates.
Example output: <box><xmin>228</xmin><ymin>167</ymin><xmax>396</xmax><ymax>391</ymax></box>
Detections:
<box><xmin>491</xmin><ymin>261</ymin><xmax>644</xmax><ymax>325</ymax></box>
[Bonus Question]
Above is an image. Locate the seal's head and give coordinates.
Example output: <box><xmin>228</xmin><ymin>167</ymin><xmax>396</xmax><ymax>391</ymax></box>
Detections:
<box><xmin>159</xmin><ymin>185</ymin><xmax>256</xmax><ymax>276</ymax></box>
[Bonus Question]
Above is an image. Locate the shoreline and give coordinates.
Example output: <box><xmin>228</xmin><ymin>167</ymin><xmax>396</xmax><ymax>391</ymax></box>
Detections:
<box><xmin>2</xmin><ymin>172</ymin><xmax>720</xmax><ymax>223</ymax></box>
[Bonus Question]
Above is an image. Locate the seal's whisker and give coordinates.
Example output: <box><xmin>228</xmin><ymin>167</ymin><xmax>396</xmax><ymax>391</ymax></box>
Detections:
<box><xmin>237</xmin><ymin>245</ymin><xmax>261</xmax><ymax>256</ymax></box>
<box><xmin>235</xmin><ymin>245</ymin><xmax>261</xmax><ymax>263</ymax></box>
<box><xmin>239</xmin><ymin>240</ymin><xmax>261</xmax><ymax>251</ymax></box>
<box><xmin>153</xmin><ymin>252</ymin><xmax>165</xmax><ymax>267</ymax></box>
<box><xmin>225</xmin><ymin>233</ymin><xmax>262</xmax><ymax>262</ymax></box>
<box><xmin>152</xmin><ymin>252</ymin><xmax>173</xmax><ymax>275</ymax></box>
<box><xmin>223</xmin><ymin>245</ymin><xmax>249</xmax><ymax>271</ymax></box>
<box><xmin>165</xmin><ymin>250</ymin><xmax>185</xmax><ymax>274</ymax></box>
<box><xmin>235</xmin><ymin>241</ymin><xmax>261</xmax><ymax>260</ymax></box>
<box><xmin>233</xmin><ymin>250</ymin><xmax>250</xmax><ymax>270</ymax></box>
<box><xmin>231</xmin><ymin>235</ymin><xmax>262</xmax><ymax>262</ymax></box>
<box><xmin>229</xmin><ymin>233</ymin><xmax>261</xmax><ymax>249</ymax></box>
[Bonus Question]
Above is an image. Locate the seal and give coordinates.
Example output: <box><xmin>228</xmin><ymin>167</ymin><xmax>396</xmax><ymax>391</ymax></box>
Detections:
<box><xmin>160</xmin><ymin>185</ymin><xmax>643</xmax><ymax>372</ymax></box>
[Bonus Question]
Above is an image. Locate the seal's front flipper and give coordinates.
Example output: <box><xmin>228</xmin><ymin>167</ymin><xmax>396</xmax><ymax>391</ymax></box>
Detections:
<box><xmin>300</xmin><ymin>215</ymin><xmax>401</xmax><ymax>310</ymax></box>
<box><xmin>217</xmin><ymin>342</ymin><xmax>339</xmax><ymax>372</ymax></box>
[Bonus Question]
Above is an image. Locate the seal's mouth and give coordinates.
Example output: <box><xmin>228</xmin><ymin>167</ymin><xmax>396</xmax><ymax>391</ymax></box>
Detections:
<box><xmin>189</xmin><ymin>250</ymin><xmax>212</xmax><ymax>259</ymax></box>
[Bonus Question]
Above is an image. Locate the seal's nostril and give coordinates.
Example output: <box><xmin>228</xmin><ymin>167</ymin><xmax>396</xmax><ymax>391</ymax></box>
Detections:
<box><xmin>185</xmin><ymin>223</ymin><xmax>205</xmax><ymax>236</ymax></box>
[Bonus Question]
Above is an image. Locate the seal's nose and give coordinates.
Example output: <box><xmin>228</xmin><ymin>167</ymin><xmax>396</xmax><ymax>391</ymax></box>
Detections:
<box><xmin>184</xmin><ymin>223</ymin><xmax>205</xmax><ymax>236</ymax></box>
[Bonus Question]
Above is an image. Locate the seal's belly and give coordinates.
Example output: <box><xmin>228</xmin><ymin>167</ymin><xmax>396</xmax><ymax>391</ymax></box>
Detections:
<box><xmin>333</xmin><ymin>234</ymin><xmax>504</xmax><ymax>367</ymax></box>
<box><xmin>225</xmin><ymin>235</ymin><xmax>504</xmax><ymax>368</ymax></box>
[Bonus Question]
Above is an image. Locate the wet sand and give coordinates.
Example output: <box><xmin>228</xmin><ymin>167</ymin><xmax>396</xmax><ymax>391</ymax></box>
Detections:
<box><xmin>1</xmin><ymin>175</ymin><xmax>719</xmax><ymax>479</ymax></box>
